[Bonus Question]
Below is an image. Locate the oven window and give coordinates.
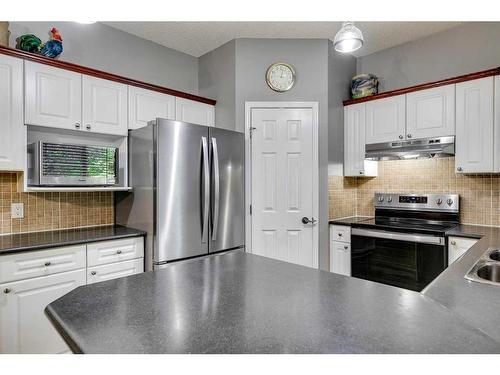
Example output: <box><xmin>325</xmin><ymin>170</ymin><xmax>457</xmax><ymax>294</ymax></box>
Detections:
<box><xmin>351</xmin><ymin>235</ymin><xmax>446</xmax><ymax>292</ymax></box>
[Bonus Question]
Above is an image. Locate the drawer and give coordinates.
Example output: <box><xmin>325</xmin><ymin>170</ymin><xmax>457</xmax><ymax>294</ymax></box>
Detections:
<box><xmin>330</xmin><ymin>225</ymin><xmax>351</xmax><ymax>243</ymax></box>
<box><xmin>87</xmin><ymin>237</ymin><xmax>144</xmax><ymax>267</ymax></box>
<box><xmin>0</xmin><ymin>245</ymin><xmax>86</xmax><ymax>283</ymax></box>
<box><xmin>87</xmin><ymin>258</ymin><xmax>144</xmax><ymax>284</ymax></box>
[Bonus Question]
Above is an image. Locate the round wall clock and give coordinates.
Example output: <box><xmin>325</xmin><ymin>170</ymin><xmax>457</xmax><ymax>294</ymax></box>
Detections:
<box><xmin>266</xmin><ymin>62</ymin><xmax>296</xmax><ymax>92</ymax></box>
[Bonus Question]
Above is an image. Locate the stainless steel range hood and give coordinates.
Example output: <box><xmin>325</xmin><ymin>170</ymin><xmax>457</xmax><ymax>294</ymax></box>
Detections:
<box><xmin>365</xmin><ymin>136</ymin><xmax>455</xmax><ymax>160</ymax></box>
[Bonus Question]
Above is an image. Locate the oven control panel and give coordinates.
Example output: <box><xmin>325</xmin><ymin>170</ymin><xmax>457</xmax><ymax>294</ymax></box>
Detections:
<box><xmin>374</xmin><ymin>193</ymin><xmax>459</xmax><ymax>212</ymax></box>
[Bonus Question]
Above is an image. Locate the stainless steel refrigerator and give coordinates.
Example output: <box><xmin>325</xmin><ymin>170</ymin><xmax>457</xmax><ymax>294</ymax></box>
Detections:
<box><xmin>116</xmin><ymin>118</ymin><xmax>245</xmax><ymax>270</ymax></box>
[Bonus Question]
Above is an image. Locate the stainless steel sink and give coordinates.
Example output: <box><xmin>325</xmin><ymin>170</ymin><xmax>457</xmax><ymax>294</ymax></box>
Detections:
<box><xmin>465</xmin><ymin>249</ymin><xmax>500</xmax><ymax>286</ymax></box>
<box><xmin>489</xmin><ymin>249</ymin><xmax>500</xmax><ymax>262</ymax></box>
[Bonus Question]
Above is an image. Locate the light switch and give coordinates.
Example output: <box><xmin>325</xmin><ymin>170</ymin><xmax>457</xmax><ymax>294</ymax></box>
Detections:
<box><xmin>11</xmin><ymin>203</ymin><xmax>24</xmax><ymax>219</ymax></box>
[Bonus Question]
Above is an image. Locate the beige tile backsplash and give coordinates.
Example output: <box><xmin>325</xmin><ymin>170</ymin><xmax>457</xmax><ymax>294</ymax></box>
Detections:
<box><xmin>329</xmin><ymin>157</ymin><xmax>500</xmax><ymax>226</ymax></box>
<box><xmin>0</xmin><ymin>173</ymin><xmax>114</xmax><ymax>235</ymax></box>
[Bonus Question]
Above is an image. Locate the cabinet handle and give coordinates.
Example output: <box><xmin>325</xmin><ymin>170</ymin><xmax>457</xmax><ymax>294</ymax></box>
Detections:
<box><xmin>117</xmin><ymin>250</ymin><xmax>122</xmax><ymax>254</ymax></box>
<box><xmin>338</xmin><ymin>233</ymin><xmax>343</xmax><ymax>237</ymax></box>
<box><xmin>85</xmin><ymin>124</ymin><xmax>91</xmax><ymax>131</ymax></box>
<box><xmin>44</xmin><ymin>261</ymin><xmax>51</xmax><ymax>267</ymax></box>
<box><xmin>91</xmin><ymin>271</ymin><xmax>97</xmax><ymax>276</ymax></box>
<box><xmin>457</xmin><ymin>167</ymin><xmax>463</xmax><ymax>172</ymax></box>
<box><xmin>451</xmin><ymin>241</ymin><xmax>456</xmax><ymax>245</ymax></box>
<box><xmin>3</xmin><ymin>288</ymin><xmax>11</xmax><ymax>294</ymax></box>
<box><xmin>359</xmin><ymin>171</ymin><xmax>363</xmax><ymax>175</ymax></box>
<box><xmin>75</xmin><ymin>123</ymin><xmax>81</xmax><ymax>129</ymax></box>
<box><xmin>399</xmin><ymin>135</ymin><xmax>403</xmax><ymax>140</ymax></box>
<box><xmin>407</xmin><ymin>134</ymin><xmax>412</xmax><ymax>138</ymax></box>
<box><xmin>344</xmin><ymin>245</ymin><xmax>348</xmax><ymax>250</ymax></box>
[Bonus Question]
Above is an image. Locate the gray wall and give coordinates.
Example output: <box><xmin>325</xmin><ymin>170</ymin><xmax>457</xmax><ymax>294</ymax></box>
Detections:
<box><xmin>234</xmin><ymin>38</ymin><xmax>331</xmax><ymax>270</ymax></box>
<box><xmin>198</xmin><ymin>40</ymin><xmax>236</xmax><ymax>130</ymax></box>
<box><xmin>9</xmin><ymin>21</ymin><xmax>199</xmax><ymax>94</ymax></box>
<box><xmin>357</xmin><ymin>22</ymin><xmax>500</xmax><ymax>92</ymax></box>
<box><xmin>328</xmin><ymin>43</ymin><xmax>356</xmax><ymax>176</ymax></box>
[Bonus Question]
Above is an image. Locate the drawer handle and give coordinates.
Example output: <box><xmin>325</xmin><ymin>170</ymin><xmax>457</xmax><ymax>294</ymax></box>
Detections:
<box><xmin>44</xmin><ymin>261</ymin><xmax>51</xmax><ymax>267</ymax></box>
<box><xmin>91</xmin><ymin>271</ymin><xmax>97</xmax><ymax>276</ymax></box>
<box><xmin>451</xmin><ymin>241</ymin><xmax>456</xmax><ymax>245</ymax></box>
<box><xmin>338</xmin><ymin>233</ymin><xmax>343</xmax><ymax>237</ymax></box>
<box><xmin>117</xmin><ymin>250</ymin><xmax>122</xmax><ymax>254</ymax></box>
<box><xmin>3</xmin><ymin>288</ymin><xmax>12</xmax><ymax>294</ymax></box>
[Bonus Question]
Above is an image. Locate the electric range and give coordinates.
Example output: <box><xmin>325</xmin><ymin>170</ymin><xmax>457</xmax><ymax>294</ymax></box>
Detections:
<box><xmin>350</xmin><ymin>193</ymin><xmax>459</xmax><ymax>292</ymax></box>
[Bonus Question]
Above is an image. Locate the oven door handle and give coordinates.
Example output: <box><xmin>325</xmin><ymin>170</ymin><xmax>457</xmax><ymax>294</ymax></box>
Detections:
<box><xmin>351</xmin><ymin>228</ymin><xmax>444</xmax><ymax>245</ymax></box>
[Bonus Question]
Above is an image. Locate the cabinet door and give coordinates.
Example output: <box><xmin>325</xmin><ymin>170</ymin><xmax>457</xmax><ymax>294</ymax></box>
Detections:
<box><xmin>365</xmin><ymin>95</ymin><xmax>406</xmax><ymax>144</ymax></box>
<box><xmin>0</xmin><ymin>269</ymin><xmax>86</xmax><ymax>354</ymax></box>
<box><xmin>82</xmin><ymin>75</ymin><xmax>128</xmax><ymax>135</ymax></box>
<box><xmin>330</xmin><ymin>241</ymin><xmax>351</xmax><ymax>276</ymax></box>
<box><xmin>406</xmin><ymin>85</ymin><xmax>455</xmax><ymax>139</ymax></box>
<box><xmin>175</xmin><ymin>97</ymin><xmax>214</xmax><ymax>126</ymax></box>
<box><xmin>0</xmin><ymin>55</ymin><xmax>24</xmax><ymax>171</ymax></box>
<box><xmin>344</xmin><ymin>104</ymin><xmax>377</xmax><ymax>177</ymax></box>
<box><xmin>455</xmin><ymin>77</ymin><xmax>494</xmax><ymax>173</ymax></box>
<box><xmin>25</xmin><ymin>61</ymin><xmax>82</xmax><ymax>131</ymax></box>
<box><xmin>448</xmin><ymin>236</ymin><xmax>478</xmax><ymax>265</ymax></box>
<box><xmin>128</xmin><ymin>86</ymin><xmax>175</xmax><ymax>130</ymax></box>
<box><xmin>87</xmin><ymin>258</ymin><xmax>144</xmax><ymax>284</ymax></box>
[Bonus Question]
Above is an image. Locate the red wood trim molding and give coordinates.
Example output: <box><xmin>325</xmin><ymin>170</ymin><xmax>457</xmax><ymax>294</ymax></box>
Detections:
<box><xmin>0</xmin><ymin>45</ymin><xmax>217</xmax><ymax>106</ymax></box>
<box><xmin>343</xmin><ymin>67</ymin><xmax>500</xmax><ymax>106</ymax></box>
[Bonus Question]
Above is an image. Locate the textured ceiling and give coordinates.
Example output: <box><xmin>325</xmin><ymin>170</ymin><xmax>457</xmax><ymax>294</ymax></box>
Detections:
<box><xmin>103</xmin><ymin>21</ymin><xmax>463</xmax><ymax>57</ymax></box>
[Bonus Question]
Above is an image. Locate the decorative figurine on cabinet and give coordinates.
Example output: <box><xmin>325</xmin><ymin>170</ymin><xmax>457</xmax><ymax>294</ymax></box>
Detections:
<box><xmin>16</xmin><ymin>33</ymin><xmax>42</xmax><ymax>53</ymax></box>
<box><xmin>39</xmin><ymin>28</ymin><xmax>63</xmax><ymax>58</ymax></box>
<box><xmin>16</xmin><ymin>27</ymin><xmax>63</xmax><ymax>59</ymax></box>
<box><xmin>351</xmin><ymin>73</ymin><xmax>379</xmax><ymax>99</ymax></box>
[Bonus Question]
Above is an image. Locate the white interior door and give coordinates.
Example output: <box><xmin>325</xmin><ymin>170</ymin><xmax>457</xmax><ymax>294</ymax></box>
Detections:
<box><xmin>250</xmin><ymin>107</ymin><xmax>317</xmax><ymax>267</ymax></box>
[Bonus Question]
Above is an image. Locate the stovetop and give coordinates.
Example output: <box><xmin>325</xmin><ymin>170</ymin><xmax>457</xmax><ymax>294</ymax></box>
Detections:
<box><xmin>352</xmin><ymin>216</ymin><xmax>459</xmax><ymax>236</ymax></box>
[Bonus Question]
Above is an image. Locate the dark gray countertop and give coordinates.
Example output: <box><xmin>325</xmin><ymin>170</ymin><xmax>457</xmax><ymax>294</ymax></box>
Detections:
<box><xmin>424</xmin><ymin>224</ymin><xmax>500</xmax><ymax>343</ymax></box>
<box><xmin>0</xmin><ymin>225</ymin><xmax>146</xmax><ymax>255</ymax></box>
<box><xmin>329</xmin><ymin>216</ymin><xmax>373</xmax><ymax>226</ymax></box>
<box><xmin>46</xmin><ymin>251</ymin><xmax>500</xmax><ymax>354</ymax></box>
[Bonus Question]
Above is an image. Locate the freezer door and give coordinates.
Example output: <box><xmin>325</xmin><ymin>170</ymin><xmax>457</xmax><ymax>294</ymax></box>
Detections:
<box><xmin>209</xmin><ymin>127</ymin><xmax>245</xmax><ymax>253</ymax></box>
<box><xmin>156</xmin><ymin>120</ymin><xmax>210</xmax><ymax>262</ymax></box>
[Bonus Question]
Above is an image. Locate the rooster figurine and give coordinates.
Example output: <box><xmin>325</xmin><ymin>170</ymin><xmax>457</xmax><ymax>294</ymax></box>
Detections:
<box><xmin>39</xmin><ymin>28</ymin><xmax>63</xmax><ymax>58</ymax></box>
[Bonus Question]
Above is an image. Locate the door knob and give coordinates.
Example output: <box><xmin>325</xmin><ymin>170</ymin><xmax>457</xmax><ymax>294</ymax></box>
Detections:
<box><xmin>302</xmin><ymin>217</ymin><xmax>317</xmax><ymax>225</ymax></box>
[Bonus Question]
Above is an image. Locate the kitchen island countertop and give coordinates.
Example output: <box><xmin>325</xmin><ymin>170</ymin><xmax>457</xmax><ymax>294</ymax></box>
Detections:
<box><xmin>46</xmin><ymin>250</ymin><xmax>500</xmax><ymax>354</ymax></box>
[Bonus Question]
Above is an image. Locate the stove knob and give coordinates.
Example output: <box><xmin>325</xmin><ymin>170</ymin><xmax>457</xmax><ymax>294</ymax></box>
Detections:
<box><xmin>377</xmin><ymin>196</ymin><xmax>384</xmax><ymax>203</ymax></box>
<box><xmin>436</xmin><ymin>198</ymin><xmax>443</xmax><ymax>205</ymax></box>
<box><xmin>387</xmin><ymin>197</ymin><xmax>393</xmax><ymax>203</ymax></box>
<box><xmin>446</xmin><ymin>198</ymin><xmax>453</xmax><ymax>206</ymax></box>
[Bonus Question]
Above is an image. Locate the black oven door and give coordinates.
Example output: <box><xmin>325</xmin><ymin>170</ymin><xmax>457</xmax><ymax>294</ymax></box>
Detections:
<box><xmin>350</xmin><ymin>228</ymin><xmax>447</xmax><ymax>292</ymax></box>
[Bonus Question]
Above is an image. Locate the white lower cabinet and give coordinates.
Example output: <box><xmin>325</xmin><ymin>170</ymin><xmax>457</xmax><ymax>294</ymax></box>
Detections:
<box><xmin>0</xmin><ymin>269</ymin><xmax>86</xmax><ymax>354</ymax></box>
<box><xmin>448</xmin><ymin>236</ymin><xmax>478</xmax><ymax>265</ymax></box>
<box><xmin>0</xmin><ymin>236</ymin><xmax>144</xmax><ymax>353</ymax></box>
<box><xmin>87</xmin><ymin>258</ymin><xmax>144</xmax><ymax>284</ymax></box>
<box><xmin>330</xmin><ymin>225</ymin><xmax>351</xmax><ymax>276</ymax></box>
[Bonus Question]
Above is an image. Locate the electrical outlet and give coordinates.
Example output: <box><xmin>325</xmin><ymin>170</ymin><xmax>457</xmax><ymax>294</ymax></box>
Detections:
<box><xmin>11</xmin><ymin>203</ymin><xmax>24</xmax><ymax>219</ymax></box>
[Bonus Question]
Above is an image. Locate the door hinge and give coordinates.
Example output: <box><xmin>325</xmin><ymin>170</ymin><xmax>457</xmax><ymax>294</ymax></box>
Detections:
<box><xmin>250</xmin><ymin>127</ymin><xmax>257</xmax><ymax>138</ymax></box>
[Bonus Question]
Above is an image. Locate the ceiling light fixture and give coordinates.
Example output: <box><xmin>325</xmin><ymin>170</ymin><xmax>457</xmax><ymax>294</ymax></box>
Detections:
<box><xmin>334</xmin><ymin>21</ymin><xmax>364</xmax><ymax>53</ymax></box>
<box><xmin>75</xmin><ymin>21</ymin><xmax>97</xmax><ymax>24</ymax></box>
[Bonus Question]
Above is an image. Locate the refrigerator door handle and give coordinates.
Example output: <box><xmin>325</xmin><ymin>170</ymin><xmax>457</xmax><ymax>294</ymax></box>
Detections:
<box><xmin>201</xmin><ymin>136</ymin><xmax>210</xmax><ymax>243</ymax></box>
<box><xmin>211</xmin><ymin>137</ymin><xmax>220</xmax><ymax>241</ymax></box>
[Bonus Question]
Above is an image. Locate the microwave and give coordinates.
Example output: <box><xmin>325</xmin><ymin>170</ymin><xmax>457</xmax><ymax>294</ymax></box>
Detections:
<box><xmin>27</xmin><ymin>141</ymin><xmax>119</xmax><ymax>186</ymax></box>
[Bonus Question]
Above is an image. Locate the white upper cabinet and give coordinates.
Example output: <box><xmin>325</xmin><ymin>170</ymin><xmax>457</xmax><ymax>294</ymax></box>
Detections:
<box><xmin>128</xmin><ymin>86</ymin><xmax>175</xmax><ymax>130</ymax></box>
<box><xmin>406</xmin><ymin>85</ymin><xmax>455</xmax><ymax>139</ymax></box>
<box><xmin>0</xmin><ymin>55</ymin><xmax>24</xmax><ymax>171</ymax></box>
<box><xmin>25</xmin><ymin>61</ymin><xmax>82</xmax><ymax>131</ymax></box>
<box><xmin>365</xmin><ymin>95</ymin><xmax>406</xmax><ymax>144</ymax></box>
<box><xmin>175</xmin><ymin>97</ymin><xmax>214</xmax><ymax>126</ymax></box>
<box><xmin>82</xmin><ymin>75</ymin><xmax>128</xmax><ymax>135</ymax></box>
<box><xmin>455</xmin><ymin>77</ymin><xmax>494</xmax><ymax>173</ymax></box>
<box><xmin>344</xmin><ymin>103</ymin><xmax>377</xmax><ymax>177</ymax></box>
<box><xmin>495</xmin><ymin>76</ymin><xmax>500</xmax><ymax>172</ymax></box>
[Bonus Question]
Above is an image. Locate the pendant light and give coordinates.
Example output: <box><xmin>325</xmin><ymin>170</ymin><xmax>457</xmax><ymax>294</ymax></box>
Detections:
<box><xmin>334</xmin><ymin>22</ymin><xmax>364</xmax><ymax>53</ymax></box>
